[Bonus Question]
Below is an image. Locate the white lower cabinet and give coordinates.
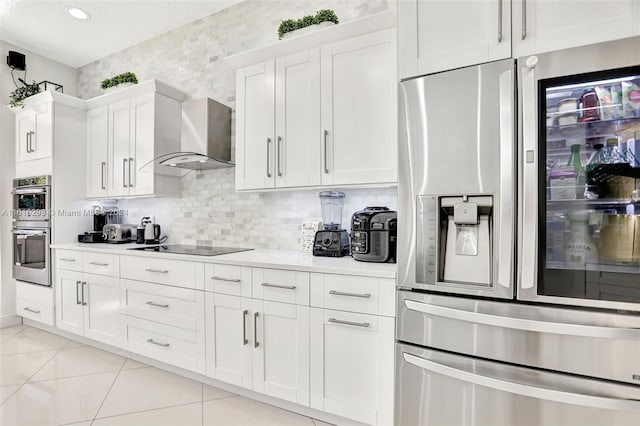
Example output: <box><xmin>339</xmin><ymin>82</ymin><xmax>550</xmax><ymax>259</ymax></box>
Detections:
<box><xmin>16</xmin><ymin>281</ymin><xmax>55</xmax><ymax>326</ymax></box>
<box><xmin>310</xmin><ymin>308</ymin><xmax>395</xmax><ymax>426</ymax></box>
<box><xmin>56</xmin><ymin>269</ymin><xmax>121</xmax><ymax>346</ymax></box>
<box><xmin>205</xmin><ymin>293</ymin><xmax>310</xmax><ymax>406</ymax></box>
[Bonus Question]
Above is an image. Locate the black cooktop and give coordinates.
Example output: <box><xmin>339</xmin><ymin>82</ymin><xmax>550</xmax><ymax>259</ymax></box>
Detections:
<box><xmin>128</xmin><ymin>244</ymin><xmax>253</xmax><ymax>256</ymax></box>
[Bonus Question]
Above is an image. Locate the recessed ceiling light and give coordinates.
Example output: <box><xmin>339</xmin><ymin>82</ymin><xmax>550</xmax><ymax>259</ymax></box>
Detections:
<box><xmin>168</xmin><ymin>163</ymin><xmax>177</xmax><ymax>167</ymax></box>
<box><xmin>67</xmin><ymin>7</ymin><xmax>90</xmax><ymax>20</ymax></box>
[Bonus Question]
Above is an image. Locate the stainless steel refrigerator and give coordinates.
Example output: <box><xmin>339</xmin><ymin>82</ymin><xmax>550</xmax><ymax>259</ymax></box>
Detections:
<box><xmin>397</xmin><ymin>37</ymin><xmax>640</xmax><ymax>426</ymax></box>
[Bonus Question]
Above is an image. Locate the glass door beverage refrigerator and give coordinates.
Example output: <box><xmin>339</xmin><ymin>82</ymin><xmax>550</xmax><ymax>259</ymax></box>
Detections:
<box><xmin>396</xmin><ymin>37</ymin><xmax>640</xmax><ymax>426</ymax></box>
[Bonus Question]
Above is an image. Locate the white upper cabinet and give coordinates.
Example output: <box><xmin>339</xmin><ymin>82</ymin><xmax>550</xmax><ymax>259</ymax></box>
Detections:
<box><xmin>231</xmin><ymin>14</ymin><xmax>397</xmax><ymax>191</ymax></box>
<box><xmin>85</xmin><ymin>80</ymin><xmax>185</xmax><ymax>199</ymax></box>
<box><xmin>86</xmin><ymin>106</ymin><xmax>109</xmax><ymax>198</ymax></box>
<box><xmin>513</xmin><ymin>0</ymin><xmax>639</xmax><ymax>57</ymax></box>
<box><xmin>15</xmin><ymin>99</ymin><xmax>53</xmax><ymax>163</ymax></box>
<box><xmin>275</xmin><ymin>49</ymin><xmax>322</xmax><ymax>189</ymax></box>
<box><xmin>399</xmin><ymin>0</ymin><xmax>511</xmax><ymax>78</ymax></box>
<box><xmin>236</xmin><ymin>61</ymin><xmax>276</xmax><ymax>191</ymax></box>
<box><xmin>320</xmin><ymin>29</ymin><xmax>397</xmax><ymax>186</ymax></box>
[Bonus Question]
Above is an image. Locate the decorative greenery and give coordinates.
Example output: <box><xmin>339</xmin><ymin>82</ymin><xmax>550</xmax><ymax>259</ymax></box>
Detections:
<box><xmin>100</xmin><ymin>71</ymin><xmax>138</xmax><ymax>90</ymax></box>
<box><xmin>9</xmin><ymin>80</ymin><xmax>41</xmax><ymax>108</ymax></box>
<box><xmin>278</xmin><ymin>9</ymin><xmax>339</xmax><ymax>39</ymax></box>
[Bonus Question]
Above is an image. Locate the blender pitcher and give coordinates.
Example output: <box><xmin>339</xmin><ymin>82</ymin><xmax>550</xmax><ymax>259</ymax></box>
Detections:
<box><xmin>319</xmin><ymin>191</ymin><xmax>346</xmax><ymax>230</ymax></box>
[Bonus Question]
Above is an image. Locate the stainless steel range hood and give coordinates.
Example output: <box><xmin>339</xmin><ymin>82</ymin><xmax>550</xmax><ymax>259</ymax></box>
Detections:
<box><xmin>141</xmin><ymin>98</ymin><xmax>232</xmax><ymax>175</ymax></box>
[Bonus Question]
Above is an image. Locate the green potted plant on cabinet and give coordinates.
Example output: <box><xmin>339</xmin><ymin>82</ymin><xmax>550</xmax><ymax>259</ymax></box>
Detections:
<box><xmin>9</xmin><ymin>80</ymin><xmax>41</xmax><ymax>108</ymax></box>
<box><xmin>278</xmin><ymin>9</ymin><xmax>339</xmax><ymax>40</ymax></box>
<box><xmin>100</xmin><ymin>71</ymin><xmax>139</xmax><ymax>93</ymax></box>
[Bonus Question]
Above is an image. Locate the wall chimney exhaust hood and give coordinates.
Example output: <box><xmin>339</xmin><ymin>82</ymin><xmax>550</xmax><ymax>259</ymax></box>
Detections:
<box><xmin>141</xmin><ymin>98</ymin><xmax>233</xmax><ymax>175</ymax></box>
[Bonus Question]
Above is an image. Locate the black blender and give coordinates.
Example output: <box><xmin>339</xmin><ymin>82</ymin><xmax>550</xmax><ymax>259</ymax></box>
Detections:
<box><xmin>313</xmin><ymin>191</ymin><xmax>350</xmax><ymax>257</ymax></box>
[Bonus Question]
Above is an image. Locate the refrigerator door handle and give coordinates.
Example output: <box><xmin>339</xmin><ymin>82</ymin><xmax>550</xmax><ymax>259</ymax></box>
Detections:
<box><xmin>497</xmin><ymin>68</ymin><xmax>515</xmax><ymax>291</ymax></box>
<box><xmin>520</xmin><ymin>57</ymin><xmax>538</xmax><ymax>292</ymax></box>
<box><xmin>402</xmin><ymin>352</ymin><xmax>640</xmax><ymax>411</ymax></box>
<box><xmin>404</xmin><ymin>299</ymin><xmax>640</xmax><ymax>340</ymax></box>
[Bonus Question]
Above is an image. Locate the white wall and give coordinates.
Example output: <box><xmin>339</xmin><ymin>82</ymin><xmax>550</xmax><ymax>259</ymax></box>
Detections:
<box><xmin>0</xmin><ymin>40</ymin><xmax>76</xmax><ymax>325</ymax></box>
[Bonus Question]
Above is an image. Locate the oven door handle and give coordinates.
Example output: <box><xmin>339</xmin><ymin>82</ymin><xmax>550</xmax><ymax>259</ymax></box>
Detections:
<box><xmin>403</xmin><ymin>353</ymin><xmax>640</xmax><ymax>411</ymax></box>
<box><xmin>12</xmin><ymin>188</ymin><xmax>48</xmax><ymax>195</ymax></box>
<box><xmin>12</xmin><ymin>229</ymin><xmax>47</xmax><ymax>236</ymax></box>
<box><xmin>404</xmin><ymin>300</ymin><xmax>640</xmax><ymax>340</ymax></box>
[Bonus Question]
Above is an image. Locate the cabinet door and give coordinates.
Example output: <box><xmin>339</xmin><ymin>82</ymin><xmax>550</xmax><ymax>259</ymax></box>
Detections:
<box><xmin>400</xmin><ymin>0</ymin><xmax>511</xmax><ymax>77</ymax></box>
<box><xmin>275</xmin><ymin>49</ymin><xmax>321</xmax><ymax>188</ymax></box>
<box><xmin>513</xmin><ymin>0</ymin><xmax>637</xmax><ymax>57</ymax></box>
<box><xmin>236</xmin><ymin>61</ymin><xmax>276</xmax><ymax>190</ymax></box>
<box><xmin>15</xmin><ymin>109</ymin><xmax>35</xmax><ymax>163</ymax></box>
<box><xmin>86</xmin><ymin>106</ymin><xmax>109</xmax><ymax>198</ymax></box>
<box><xmin>321</xmin><ymin>30</ymin><xmax>397</xmax><ymax>186</ymax></box>
<box><xmin>83</xmin><ymin>273</ymin><xmax>120</xmax><ymax>346</ymax></box>
<box><xmin>31</xmin><ymin>101</ymin><xmax>53</xmax><ymax>160</ymax></box>
<box><xmin>55</xmin><ymin>269</ymin><xmax>84</xmax><ymax>336</ymax></box>
<box><xmin>253</xmin><ymin>300</ymin><xmax>309</xmax><ymax>406</ymax></box>
<box><xmin>310</xmin><ymin>308</ymin><xmax>395</xmax><ymax>426</ymax></box>
<box><xmin>205</xmin><ymin>293</ymin><xmax>252</xmax><ymax>388</ymax></box>
<box><xmin>108</xmin><ymin>100</ymin><xmax>131</xmax><ymax>197</ymax></box>
<box><xmin>129</xmin><ymin>93</ymin><xmax>155</xmax><ymax>196</ymax></box>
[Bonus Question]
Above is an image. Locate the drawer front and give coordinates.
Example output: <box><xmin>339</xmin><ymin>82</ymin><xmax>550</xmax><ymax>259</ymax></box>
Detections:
<box><xmin>84</xmin><ymin>252</ymin><xmax>118</xmax><ymax>276</ymax></box>
<box><xmin>253</xmin><ymin>268</ymin><xmax>310</xmax><ymax>306</ymax></box>
<box><xmin>122</xmin><ymin>256</ymin><xmax>204</xmax><ymax>290</ymax></box>
<box><xmin>123</xmin><ymin>315</ymin><xmax>205</xmax><ymax>373</ymax></box>
<box><xmin>310</xmin><ymin>273</ymin><xmax>395</xmax><ymax>316</ymax></box>
<box><xmin>205</xmin><ymin>264</ymin><xmax>251</xmax><ymax>297</ymax></box>
<box><xmin>55</xmin><ymin>250</ymin><xmax>83</xmax><ymax>272</ymax></box>
<box><xmin>16</xmin><ymin>297</ymin><xmax>54</xmax><ymax>326</ymax></box>
<box><xmin>121</xmin><ymin>280</ymin><xmax>204</xmax><ymax>330</ymax></box>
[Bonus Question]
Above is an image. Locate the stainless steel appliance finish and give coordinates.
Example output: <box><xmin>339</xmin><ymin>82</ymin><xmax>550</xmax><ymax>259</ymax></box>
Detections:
<box><xmin>12</xmin><ymin>175</ymin><xmax>51</xmax><ymax>224</ymax></box>
<box><xmin>396</xmin><ymin>342</ymin><xmax>640</xmax><ymax>426</ymax></box>
<box><xmin>102</xmin><ymin>224</ymin><xmax>136</xmax><ymax>243</ymax></box>
<box><xmin>12</xmin><ymin>226</ymin><xmax>51</xmax><ymax>286</ymax></box>
<box><xmin>128</xmin><ymin>244</ymin><xmax>253</xmax><ymax>256</ymax></box>
<box><xmin>398</xmin><ymin>58</ymin><xmax>515</xmax><ymax>298</ymax></box>
<box><xmin>519</xmin><ymin>36</ymin><xmax>640</xmax><ymax>312</ymax></box>
<box><xmin>397</xmin><ymin>291</ymin><xmax>640</xmax><ymax>386</ymax></box>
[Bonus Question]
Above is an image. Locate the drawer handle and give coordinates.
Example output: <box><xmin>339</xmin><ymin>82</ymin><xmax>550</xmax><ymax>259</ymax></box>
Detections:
<box><xmin>328</xmin><ymin>318</ymin><xmax>370</xmax><ymax>328</ymax></box>
<box><xmin>76</xmin><ymin>280</ymin><xmax>82</xmax><ymax>305</ymax></box>
<box><xmin>146</xmin><ymin>338</ymin><xmax>170</xmax><ymax>347</ymax></box>
<box><xmin>212</xmin><ymin>276</ymin><xmax>241</xmax><ymax>283</ymax></box>
<box><xmin>254</xmin><ymin>312</ymin><xmax>259</xmax><ymax>348</ymax></box>
<box><xmin>145</xmin><ymin>268</ymin><xmax>169</xmax><ymax>274</ymax></box>
<box><xmin>329</xmin><ymin>290</ymin><xmax>371</xmax><ymax>298</ymax></box>
<box><xmin>261</xmin><ymin>282</ymin><xmax>296</xmax><ymax>290</ymax></box>
<box><xmin>24</xmin><ymin>307</ymin><xmax>41</xmax><ymax>314</ymax></box>
<box><xmin>89</xmin><ymin>262</ymin><xmax>109</xmax><ymax>266</ymax></box>
<box><xmin>59</xmin><ymin>258</ymin><xmax>76</xmax><ymax>262</ymax></box>
<box><xmin>146</xmin><ymin>301</ymin><xmax>170</xmax><ymax>308</ymax></box>
<box><xmin>242</xmin><ymin>309</ymin><xmax>248</xmax><ymax>346</ymax></box>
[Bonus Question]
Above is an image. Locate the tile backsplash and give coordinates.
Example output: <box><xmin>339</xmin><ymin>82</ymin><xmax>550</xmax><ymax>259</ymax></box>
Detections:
<box><xmin>77</xmin><ymin>0</ymin><xmax>397</xmax><ymax>251</ymax></box>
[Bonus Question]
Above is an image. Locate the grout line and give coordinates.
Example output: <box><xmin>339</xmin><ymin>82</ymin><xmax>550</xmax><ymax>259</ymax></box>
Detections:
<box><xmin>92</xmin><ymin>400</ymin><xmax>204</xmax><ymax>423</ymax></box>
<box><xmin>91</xmin><ymin>355</ymin><xmax>128</xmax><ymax>423</ymax></box>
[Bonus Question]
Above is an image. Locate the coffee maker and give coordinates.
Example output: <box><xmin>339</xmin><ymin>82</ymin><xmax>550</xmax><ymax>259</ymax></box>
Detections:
<box><xmin>313</xmin><ymin>191</ymin><xmax>350</xmax><ymax>257</ymax></box>
<box><xmin>78</xmin><ymin>205</ymin><xmax>120</xmax><ymax>243</ymax></box>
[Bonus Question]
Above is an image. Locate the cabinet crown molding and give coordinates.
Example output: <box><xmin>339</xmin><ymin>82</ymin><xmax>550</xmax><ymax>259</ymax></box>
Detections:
<box><xmin>85</xmin><ymin>79</ymin><xmax>187</xmax><ymax>109</ymax></box>
<box><xmin>224</xmin><ymin>10</ymin><xmax>396</xmax><ymax>69</ymax></box>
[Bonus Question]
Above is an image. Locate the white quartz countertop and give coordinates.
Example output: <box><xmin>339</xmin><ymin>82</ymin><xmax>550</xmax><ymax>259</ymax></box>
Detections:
<box><xmin>51</xmin><ymin>243</ymin><xmax>397</xmax><ymax>279</ymax></box>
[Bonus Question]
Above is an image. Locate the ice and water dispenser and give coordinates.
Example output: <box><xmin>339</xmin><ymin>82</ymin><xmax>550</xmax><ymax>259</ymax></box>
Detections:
<box><xmin>418</xmin><ymin>195</ymin><xmax>494</xmax><ymax>286</ymax></box>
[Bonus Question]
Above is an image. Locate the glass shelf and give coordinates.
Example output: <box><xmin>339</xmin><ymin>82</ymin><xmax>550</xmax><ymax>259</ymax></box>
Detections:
<box><xmin>547</xmin><ymin>260</ymin><xmax>640</xmax><ymax>275</ymax></box>
<box><xmin>547</xmin><ymin>197</ymin><xmax>640</xmax><ymax>207</ymax></box>
<box><xmin>546</xmin><ymin>116</ymin><xmax>640</xmax><ymax>140</ymax></box>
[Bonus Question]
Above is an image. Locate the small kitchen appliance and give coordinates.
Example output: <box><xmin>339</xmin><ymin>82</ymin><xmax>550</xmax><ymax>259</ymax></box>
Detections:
<box><xmin>78</xmin><ymin>204</ymin><xmax>121</xmax><ymax>243</ymax></box>
<box><xmin>313</xmin><ymin>191</ymin><xmax>350</xmax><ymax>257</ymax></box>
<box><xmin>137</xmin><ymin>217</ymin><xmax>151</xmax><ymax>244</ymax></box>
<box><xmin>102</xmin><ymin>224</ymin><xmax>135</xmax><ymax>243</ymax></box>
<box><xmin>351</xmin><ymin>207</ymin><xmax>397</xmax><ymax>263</ymax></box>
<box><xmin>144</xmin><ymin>220</ymin><xmax>161</xmax><ymax>245</ymax></box>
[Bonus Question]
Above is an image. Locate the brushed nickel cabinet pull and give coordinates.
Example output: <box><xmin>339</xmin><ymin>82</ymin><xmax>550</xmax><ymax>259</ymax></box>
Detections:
<box><xmin>261</xmin><ymin>282</ymin><xmax>296</xmax><ymax>290</ymax></box>
<box><xmin>146</xmin><ymin>301</ymin><xmax>170</xmax><ymax>308</ymax></box>
<box><xmin>145</xmin><ymin>268</ymin><xmax>169</xmax><ymax>274</ymax></box>
<box><xmin>76</xmin><ymin>280</ymin><xmax>82</xmax><ymax>305</ymax></box>
<box><xmin>242</xmin><ymin>309</ymin><xmax>248</xmax><ymax>345</ymax></box>
<box><xmin>122</xmin><ymin>158</ymin><xmax>128</xmax><ymax>188</ymax></box>
<box><xmin>129</xmin><ymin>157</ymin><xmax>134</xmax><ymax>187</ymax></box>
<box><xmin>212</xmin><ymin>276</ymin><xmax>241</xmax><ymax>283</ymax></box>
<box><xmin>101</xmin><ymin>162</ymin><xmax>106</xmax><ymax>190</ymax></box>
<box><xmin>24</xmin><ymin>307</ymin><xmax>41</xmax><ymax>314</ymax></box>
<box><xmin>329</xmin><ymin>290</ymin><xmax>371</xmax><ymax>298</ymax></box>
<box><xmin>89</xmin><ymin>262</ymin><xmax>109</xmax><ymax>266</ymax></box>
<box><xmin>323</xmin><ymin>130</ymin><xmax>329</xmax><ymax>174</ymax></box>
<box><xmin>521</xmin><ymin>0</ymin><xmax>527</xmax><ymax>40</ymax></box>
<box><xmin>146</xmin><ymin>339</ymin><xmax>170</xmax><ymax>347</ymax></box>
<box><xmin>59</xmin><ymin>258</ymin><xmax>76</xmax><ymax>262</ymax></box>
<box><xmin>329</xmin><ymin>318</ymin><xmax>370</xmax><ymax>328</ymax></box>
<box><xmin>82</xmin><ymin>281</ymin><xmax>87</xmax><ymax>306</ymax></box>
<box><xmin>497</xmin><ymin>0</ymin><xmax>503</xmax><ymax>42</ymax></box>
<box><xmin>266</xmin><ymin>138</ymin><xmax>272</xmax><ymax>178</ymax></box>
<box><xmin>254</xmin><ymin>312</ymin><xmax>259</xmax><ymax>348</ymax></box>
<box><xmin>277</xmin><ymin>136</ymin><xmax>283</xmax><ymax>177</ymax></box>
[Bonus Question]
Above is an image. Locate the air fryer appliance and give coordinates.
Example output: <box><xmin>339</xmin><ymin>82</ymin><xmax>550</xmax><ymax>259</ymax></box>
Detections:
<box><xmin>313</xmin><ymin>191</ymin><xmax>350</xmax><ymax>257</ymax></box>
<box><xmin>351</xmin><ymin>207</ymin><xmax>397</xmax><ymax>263</ymax></box>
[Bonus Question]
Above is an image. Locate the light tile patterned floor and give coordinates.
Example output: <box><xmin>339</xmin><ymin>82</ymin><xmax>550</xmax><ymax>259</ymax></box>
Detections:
<box><xmin>0</xmin><ymin>325</ymin><xmax>333</xmax><ymax>426</ymax></box>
